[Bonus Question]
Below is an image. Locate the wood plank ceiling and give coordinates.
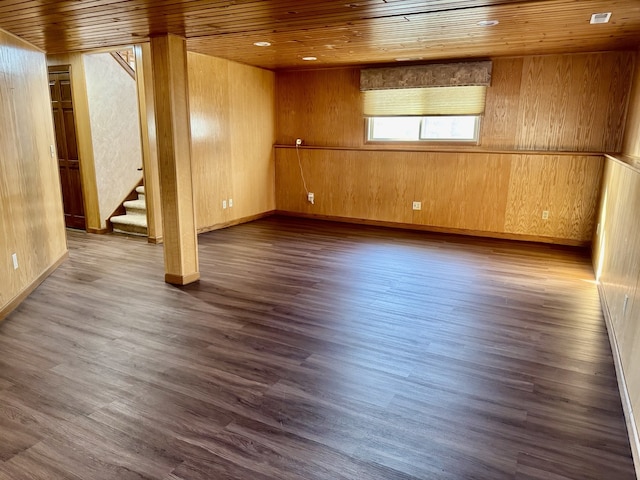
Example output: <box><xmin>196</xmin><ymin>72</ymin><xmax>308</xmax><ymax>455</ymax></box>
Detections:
<box><xmin>0</xmin><ymin>0</ymin><xmax>639</xmax><ymax>69</ymax></box>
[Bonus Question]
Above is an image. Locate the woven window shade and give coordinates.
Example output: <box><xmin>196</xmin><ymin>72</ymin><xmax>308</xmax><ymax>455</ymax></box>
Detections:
<box><xmin>363</xmin><ymin>86</ymin><xmax>487</xmax><ymax>116</ymax></box>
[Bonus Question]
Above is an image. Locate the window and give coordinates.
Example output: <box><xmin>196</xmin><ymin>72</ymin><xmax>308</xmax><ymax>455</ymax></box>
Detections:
<box><xmin>362</xmin><ymin>85</ymin><xmax>486</xmax><ymax>144</ymax></box>
<box><xmin>368</xmin><ymin>115</ymin><xmax>480</xmax><ymax>143</ymax></box>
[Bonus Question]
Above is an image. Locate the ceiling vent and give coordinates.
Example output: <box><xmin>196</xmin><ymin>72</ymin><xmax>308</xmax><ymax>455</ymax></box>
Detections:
<box><xmin>590</xmin><ymin>12</ymin><xmax>612</xmax><ymax>24</ymax></box>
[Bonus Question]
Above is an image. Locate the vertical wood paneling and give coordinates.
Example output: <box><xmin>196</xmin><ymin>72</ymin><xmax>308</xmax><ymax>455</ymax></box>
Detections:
<box><xmin>515</xmin><ymin>52</ymin><xmax>633</xmax><ymax>152</ymax></box>
<box><xmin>622</xmin><ymin>50</ymin><xmax>640</xmax><ymax>157</ymax></box>
<box><xmin>228</xmin><ymin>60</ymin><xmax>276</xmax><ymax>220</ymax></box>
<box><xmin>504</xmin><ymin>155</ymin><xmax>603</xmax><ymax>241</ymax></box>
<box><xmin>0</xmin><ymin>28</ymin><xmax>67</xmax><ymax>317</ymax></box>
<box><xmin>276</xmin><ymin>149</ymin><xmax>417</xmax><ymax>223</ymax></box>
<box><xmin>277</xmin><ymin>68</ymin><xmax>363</xmax><ymax>148</ymax></box>
<box><xmin>592</xmin><ymin>158</ymin><xmax>640</xmax><ymax>476</ymax></box>
<box><xmin>188</xmin><ymin>53</ymin><xmax>233</xmax><ymax>229</ymax></box>
<box><xmin>481</xmin><ymin>57</ymin><xmax>523</xmax><ymax>149</ymax></box>
<box><xmin>275</xmin><ymin>51</ymin><xmax>634</xmax><ymax>152</ymax></box>
<box><xmin>188</xmin><ymin>52</ymin><xmax>276</xmax><ymax>232</ymax></box>
<box><xmin>274</xmin><ymin>51</ymin><xmax>631</xmax><ymax>245</ymax></box>
<box><xmin>276</xmin><ymin>148</ymin><xmax>601</xmax><ymax>243</ymax></box>
<box><xmin>593</xmin><ymin>52</ymin><xmax>640</xmax><ymax>475</ymax></box>
<box><xmin>412</xmin><ymin>153</ymin><xmax>512</xmax><ymax>231</ymax></box>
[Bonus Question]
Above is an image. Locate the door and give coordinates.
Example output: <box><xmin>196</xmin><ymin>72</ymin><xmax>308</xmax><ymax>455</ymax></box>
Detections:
<box><xmin>49</xmin><ymin>67</ymin><xmax>86</xmax><ymax>229</ymax></box>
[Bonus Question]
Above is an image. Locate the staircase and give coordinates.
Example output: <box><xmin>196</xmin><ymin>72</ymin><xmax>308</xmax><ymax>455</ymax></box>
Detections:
<box><xmin>110</xmin><ymin>185</ymin><xmax>148</xmax><ymax>236</ymax></box>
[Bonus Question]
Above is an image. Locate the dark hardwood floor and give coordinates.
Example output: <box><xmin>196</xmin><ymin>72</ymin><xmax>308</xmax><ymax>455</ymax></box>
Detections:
<box><xmin>0</xmin><ymin>216</ymin><xmax>635</xmax><ymax>479</ymax></box>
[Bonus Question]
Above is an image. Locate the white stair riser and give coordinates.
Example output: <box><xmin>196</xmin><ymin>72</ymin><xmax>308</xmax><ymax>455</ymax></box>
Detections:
<box><xmin>110</xmin><ymin>185</ymin><xmax>148</xmax><ymax>236</ymax></box>
<box><xmin>125</xmin><ymin>207</ymin><xmax>146</xmax><ymax>216</ymax></box>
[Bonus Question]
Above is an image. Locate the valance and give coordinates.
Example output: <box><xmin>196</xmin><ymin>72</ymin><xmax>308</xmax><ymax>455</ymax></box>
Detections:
<box><xmin>360</xmin><ymin>61</ymin><xmax>492</xmax><ymax>91</ymax></box>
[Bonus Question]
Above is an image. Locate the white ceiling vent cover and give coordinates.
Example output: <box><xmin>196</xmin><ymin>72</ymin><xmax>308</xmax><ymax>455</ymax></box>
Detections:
<box><xmin>590</xmin><ymin>12</ymin><xmax>612</xmax><ymax>24</ymax></box>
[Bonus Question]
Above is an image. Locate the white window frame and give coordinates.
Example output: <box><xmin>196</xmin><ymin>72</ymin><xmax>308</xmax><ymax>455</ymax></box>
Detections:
<box><xmin>366</xmin><ymin>115</ymin><xmax>481</xmax><ymax>144</ymax></box>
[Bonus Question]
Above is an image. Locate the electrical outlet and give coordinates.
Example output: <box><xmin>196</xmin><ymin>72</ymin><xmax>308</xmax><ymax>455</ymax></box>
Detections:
<box><xmin>222</xmin><ymin>200</ymin><xmax>227</xmax><ymax>209</ymax></box>
<box><xmin>296</xmin><ymin>138</ymin><xmax>303</xmax><ymax>146</ymax></box>
<box><xmin>542</xmin><ymin>210</ymin><xmax>549</xmax><ymax>220</ymax></box>
<box><xmin>11</xmin><ymin>253</ymin><xmax>18</xmax><ymax>270</ymax></box>
<box><xmin>50</xmin><ymin>145</ymin><xmax>55</xmax><ymax>158</ymax></box>
<box><xmin>228</xmin><ymin>198</ymin><xmax>233</xmax><ymax>208</ymax></box>
<box><xmin>307</xmin><ymin>192</ymin><xmax>314</xmax><ymax>204</ymax></box>
<box><xmin>412</xmin><ymin>201</ymin><xmax>422</xmax><ymax>211</ymax></box>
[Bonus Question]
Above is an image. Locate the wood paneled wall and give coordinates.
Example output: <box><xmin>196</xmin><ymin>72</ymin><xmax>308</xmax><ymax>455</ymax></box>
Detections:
<box><xmin>593</xmin><ymin>48</ymin><xmax>640</xmax><ymax>477</ymax></box>
<box><xmin>623</xmin><ymin>50</ymin><xmax>640</xmax><ymax>157</ymax></box>
<box><xmin>188</xmin><ymin>52</ymin><xmax>276</xmax><ymax>232</ymax></box>
<box><xmin>275</xmin><ymin>51</ymin><xmax>634</xmax><ymax>243</ymax></box>
<box><xmin>277</xmin><ymin>52</ymin><xmax>634</xmax><ymax>151</ymax></box>
<box><xmin>276</xmin><ymin>148</ymin><xmax>602</xmax><ymax>244</ymax></box>
<box><xmin>0</xmin><ymin>29</ymin><xmax>68</xmax><ymax>319</ymax></box>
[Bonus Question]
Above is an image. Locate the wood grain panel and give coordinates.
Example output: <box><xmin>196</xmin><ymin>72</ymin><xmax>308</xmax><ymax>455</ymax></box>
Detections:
<box><xmin>228</xmin><ymin>60</ymin><xmax>276</xmax><ymax>220</ymax></box>
<box><xmin>592</xmin><ymin>55</ymin><xmax>640</xmax><ymax>474</ymax></box>
<box><xmin>504</xmin><ymin>155</ymin><xmax>604</xmax><ymax>242</ymax></box>
<box><xmin>622</xmin><ymin>49</ymin><xmax>640</xmax><ymax>157</ymax></box>
<box><xmin>0</xmin><ymin>28</ymin><xmax>67</xmax><ymax>318</ymax></box>
<box><xmin>412</xmin><ymin>153</ymin><xmax>512</xmax><ymax>232</ymax></box>
<box><xmin>592</xmin><ymin>157</ymin><xmax>640</xmax><ymax>477</ymax></box>
<box><xmin>187</xmin><ymin>52</ymin><xmax>276</xmax><ymax>233</ymax></box>
<box><xmin>276</xmin><ymin>147</ymin><xmax>601</xmax><ymax>244</ymax></box>
<box><xmin>481</xmin><ymin>57</ymin><xmax>523</xmax><ymax>149</ymax></box>
<box><xmin>188</xmin><ymin>52</ymin><xmax>233</xmax><ymax>229</ymax></box>
<box><xmin>0</xmin><ymin>0</ymin><xmax>638</xmax><ymax>70</ymax></box>
<box><xmin>276</xmin><ymin>52</ymin><xmax>634</xmax><ymax>152</ymax></box>
<box><xmin>515</xmin><ymin>52</ymin><xmax>634</xmax><ymax>152</ymax></box>
<box><xmin>276</xmin><ymin>149</ymin><xmax>416</xmax><ymax>223</ymax></box>
<box><xmin>277</xmin><ymin>68</ymin><xmax>362</xmax><ymax>148</ymax></box>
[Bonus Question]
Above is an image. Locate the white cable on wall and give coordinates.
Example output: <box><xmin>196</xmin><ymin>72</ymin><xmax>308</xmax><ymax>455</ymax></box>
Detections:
<box><xmin>296</xmin><ymin>143</ymin><xmax>309</xmax><ymax>195</ymax></box>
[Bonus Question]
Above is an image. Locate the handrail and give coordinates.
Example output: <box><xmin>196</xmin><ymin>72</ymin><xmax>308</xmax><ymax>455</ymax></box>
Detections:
<box><xmin>110</xmin><ymin>51</ymin><xmax>135</xmax><ymax>79</ymax></box>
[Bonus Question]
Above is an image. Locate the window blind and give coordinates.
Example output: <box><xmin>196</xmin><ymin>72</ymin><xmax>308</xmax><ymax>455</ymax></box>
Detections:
<box><xmin>363</xmin><ymin>85</ymin><xmax>487</xmax><ymax>116</ymax></box>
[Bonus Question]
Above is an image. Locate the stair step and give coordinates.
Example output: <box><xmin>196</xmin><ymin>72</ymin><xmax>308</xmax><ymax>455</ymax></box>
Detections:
<box><xmin>136</xmin><ymin>185</ymin><xmax>145</xmax><ymax>202</ymax></box>
<box><xmin>123</xmin><ymin>199</ymin><xmax>147</xmax><ymax>215</ymax></box>
<box><xmin>110</xmin><ymin>214</ymin><xmax>148</xmax><ymax>236</ymax></box>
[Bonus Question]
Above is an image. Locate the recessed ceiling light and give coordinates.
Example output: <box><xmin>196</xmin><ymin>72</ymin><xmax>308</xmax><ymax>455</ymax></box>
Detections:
<box><xmin>477</xmin><ymin>19</ymin><xmax>499</xmax><ymax>27</ymax></box>
<box><xmin>590</xmin><ymin>12</ymin><xmax>612</xmax><ymax>24</ymax></box>
<box><xmin>302</xmin><ymin>56</ymin><xmax>317</xmax><ymax>61</ymax></box>
<box><xmin>253</xmin><ymin>41</ymin><xmax>271</xmax><ymax>47</ymax></box>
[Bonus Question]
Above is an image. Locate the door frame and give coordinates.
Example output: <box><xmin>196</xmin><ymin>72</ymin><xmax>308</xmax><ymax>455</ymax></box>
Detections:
<box><xmin>46</xmin><ymin>55</ymin><xmax>103</xmax><ymax>233</ymax></box>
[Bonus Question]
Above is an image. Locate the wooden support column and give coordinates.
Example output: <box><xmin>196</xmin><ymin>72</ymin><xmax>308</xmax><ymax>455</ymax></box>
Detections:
<box><xmin>149</xmin><ymin>34</ymin><xmax>199</xmax><ymax>285</ymax></box>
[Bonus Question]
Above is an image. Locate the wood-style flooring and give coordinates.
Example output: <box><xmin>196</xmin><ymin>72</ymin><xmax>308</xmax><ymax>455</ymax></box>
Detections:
<box><xmin>0</xmin><ymin>216</ymin><xmax>635</xmax><ymax>479</ymax></box>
